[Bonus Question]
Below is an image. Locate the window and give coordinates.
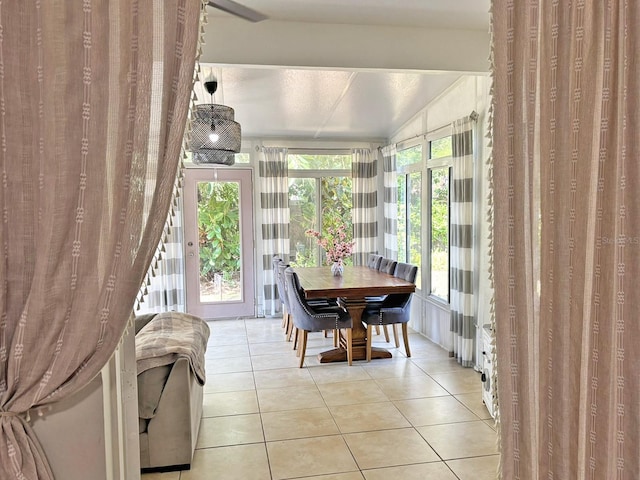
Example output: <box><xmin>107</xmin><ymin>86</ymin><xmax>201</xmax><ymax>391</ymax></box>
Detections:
<box><xmin>397</xmin><ymin>145</ymin><xmax>422</xmax><ymax>290</ymax></box>
<box><xmin>395</xmin><ymin>133</ymin><xmax>454</xmax><ymax>302</ymax></box>
<box><xmin>426</xmin><ymin>133</ymin><xmax>453</xmax><ymax>302</ymax></box>
<box><xmin>288</xmin><ymin>153</ymin><xmax>352</xmax><ymax>267</ymax></box>
<box><xmin>429</xmin><ymin>166</ymin><xmax>450</xmax><ymax>300</ymax></box>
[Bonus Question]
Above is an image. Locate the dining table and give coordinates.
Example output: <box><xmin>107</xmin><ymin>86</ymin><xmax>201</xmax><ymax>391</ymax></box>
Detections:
<box><xmin>293</xmin><ymin>265</ymin><xmax>416</xmax><ymax>363</ymax></box>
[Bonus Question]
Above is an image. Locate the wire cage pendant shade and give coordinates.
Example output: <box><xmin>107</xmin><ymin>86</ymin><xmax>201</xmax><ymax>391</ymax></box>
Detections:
<box><xmin>189</xmin><ymin>103</ymin><xmax>241</xmax><ymax>166</ymax></box>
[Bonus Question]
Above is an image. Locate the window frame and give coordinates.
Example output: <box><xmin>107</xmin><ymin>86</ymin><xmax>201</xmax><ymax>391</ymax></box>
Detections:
<box><xmin>287</xmin><ymin>152</ymin><xmax>352</xmax><ymax>267</ymax></box>
<box><xmin>396</xmin><ymin>143</ymin><xmax>423</xmax><ymax>291</ymax></box>
<box><xmin>425</xmin><ymin>127</ymin><xmax>454</xmax><ymax>305</ymax></box>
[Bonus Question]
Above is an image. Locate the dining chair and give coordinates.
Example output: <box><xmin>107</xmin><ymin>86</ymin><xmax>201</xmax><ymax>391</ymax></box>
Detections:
<box><xmin>378</xmin><ymin>257</ymin><xmax>397</xmax><ymax>275</ymax></box>
<box><xmin>366</xmin><ymin>254</ymin><xmax>383</xmax><ymax>269</ymax></box>
<box><xmin>362</xmin><ymin>262</ymin><xmax>417</xmax><ymax>361</ymax></box>
<box><xmin>284</xmin><ymin>267</ymin><xmax>353</xmax><ymax>367</ymax></box>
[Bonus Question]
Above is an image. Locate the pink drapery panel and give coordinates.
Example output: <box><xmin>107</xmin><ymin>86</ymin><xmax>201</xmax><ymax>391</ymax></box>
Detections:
<box><xmin>492</xmin><ymin>1</ymin><xmax>639</xmax><ymax>479</ymax></box>
<box><xmin>0</xmin><ymin>1</ymin><xmax>202</xmax><ymax>479</ymax></box>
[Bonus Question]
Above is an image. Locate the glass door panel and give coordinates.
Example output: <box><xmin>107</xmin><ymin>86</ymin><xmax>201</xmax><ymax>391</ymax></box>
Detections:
<box><xmin>197</xmin><ymin>180</ymin><xmax>241</xmax><ymax>303</ymax></box>
<box><xmin>184</xmin><ymin>168</ymin><xmax>254</xmax><ymax>319</ymax></box>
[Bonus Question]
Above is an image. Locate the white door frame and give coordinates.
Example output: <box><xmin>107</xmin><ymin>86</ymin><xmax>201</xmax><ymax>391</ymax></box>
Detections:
<box><xmin>183</xmin><ymin>168</ymin><xmax>255</xmax><ymax>319</ymax></box>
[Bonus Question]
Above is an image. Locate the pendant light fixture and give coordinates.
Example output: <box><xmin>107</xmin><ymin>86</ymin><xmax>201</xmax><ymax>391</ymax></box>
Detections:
<box><xmin>189</xmin><ymin>80</ymin><xmax>241</xmax><ymax>165</ymax></box>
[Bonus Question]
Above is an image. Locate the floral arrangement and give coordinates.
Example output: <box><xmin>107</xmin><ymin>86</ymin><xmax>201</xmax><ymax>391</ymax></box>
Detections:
<box><xmin>305</xmin><ymin>224</ymin><xmax>355</xmax><ymax>266</ymax></box>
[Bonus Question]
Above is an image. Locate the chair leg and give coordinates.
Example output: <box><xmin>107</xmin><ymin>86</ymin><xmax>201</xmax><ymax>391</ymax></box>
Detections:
<box><xmin>281</xmin><ymin>305</ymin><xmax>288</xmax><ymax>328</ymax></box>
<box><xmin>298</xmin><ymin>330</ymin><xmax>308</xmax><ymax>368</ymax></box>
<box><xmin>375</xmin><ymin>325</ymin><xmax>380</xmax><ymax>336</ymax></box>
<box><xmin>346</xmin><ymin>328</ymin><xmax>353</xmax><ymax>366</ymax></box>
<box><xmin>293</xmin><ymin>327</ymin><xmax>299</xmax><ymax>351</ymax></box>
<box><xmin>383</xmin><ymin>325</ymin><xmax>390</xmax><ymax>343</ymax></box>
<box><xmin>392</xmin><ymin>324</ymin><xmax>400</xmax><ymax>348</ymax></box>
<box><xmin>286</xmin><ymin>315</ymin><xmax>294</xmax><ymax>341</ymax></box>
<box><xmin>366</xmin><ymin>324</ymin><xmax>373</xmax><ymax>362</ymax></box>
<box><xmin>401</xmin><ymin>323</ymin><xmax>411</xmax><ymax>357</ymax></box>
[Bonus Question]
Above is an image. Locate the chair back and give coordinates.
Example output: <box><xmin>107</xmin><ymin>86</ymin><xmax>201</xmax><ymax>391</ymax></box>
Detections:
<box><xmin>378</xmin><ymin>257</ymin><xmax>397</xmax><ymax>275</ymax></box>
<box><xmin>366</xmin><ymin>254</ymin><xmax>383</xmax><ymax>269</ymax></box>
<box><xmin>394</xmin><ymin>262</ymin><xmax>418</xmax><ymax>283</ymax></box>
<box><xmin>284</xmin><ymin>267</ymin><xmax>350</xmax><ymax>332</ymax></box>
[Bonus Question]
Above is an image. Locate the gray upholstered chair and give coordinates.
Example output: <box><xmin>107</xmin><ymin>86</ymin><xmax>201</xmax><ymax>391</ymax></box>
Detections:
<box><xmin>362</xmin><ymin>262</ymin><xmax>417</xmax><ymax>361</ymax></box>
<box><xmin>284</xmin><ymin>267</ymin><xmax>353</xmax><ymax>367</ymax></box>
<box><xmin>378</xmin><ymin>257</ymin><xmax>397</xmax><ymax>275</ymax></box>
<box><xmin>366</xmin><ymin>254</ymin><xmax>383</xmax><ymax>269</ymax></box>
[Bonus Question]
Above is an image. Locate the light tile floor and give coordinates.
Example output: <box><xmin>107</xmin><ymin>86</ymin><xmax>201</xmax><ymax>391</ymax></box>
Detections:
<box><xmin>142</xmin><ymin>317</ymin><xmax>499</xmax><ymax>480</ymax></box>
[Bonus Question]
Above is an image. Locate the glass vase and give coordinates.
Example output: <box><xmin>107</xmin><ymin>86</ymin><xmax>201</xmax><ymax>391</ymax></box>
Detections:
<box><xmin>331</xmin><ymin>262</ymin><xmax>344</xmax><ymax>277</ymax></box>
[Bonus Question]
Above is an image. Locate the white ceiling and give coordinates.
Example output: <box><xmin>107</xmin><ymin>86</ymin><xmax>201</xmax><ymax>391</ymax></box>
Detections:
<box><xmin>200</xmin><ymin>0</ymin><xmax>491</xmax><ymax>141</ymax></box>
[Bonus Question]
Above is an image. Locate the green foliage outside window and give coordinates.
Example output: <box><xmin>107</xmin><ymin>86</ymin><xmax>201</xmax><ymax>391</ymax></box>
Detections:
<box><xmin>288</xmin><ymin>175</ymin><xmax>352</xmax><ymax>267</ymax></box>
<box><xmin>197</xmin><ymin>181</ymin><xmax>240</xmax><ymax>283</ymax></box>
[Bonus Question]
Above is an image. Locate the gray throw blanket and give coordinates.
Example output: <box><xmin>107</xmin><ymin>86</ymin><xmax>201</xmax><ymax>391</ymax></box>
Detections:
<box><xmin>136</xmin><ymin>312</ymin><xmax>210</xmax><ymax>385</ymax></box>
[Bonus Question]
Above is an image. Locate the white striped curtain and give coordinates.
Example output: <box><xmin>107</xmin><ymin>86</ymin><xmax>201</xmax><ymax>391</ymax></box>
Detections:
<box><xmin>259</xmin><ymin>147</ymin><xmax>290</xmax><ymax>316</ymax></box>
<box><xmin>381</xmin><ymin>145</ymin><xmax>398</xmax><ymax>260</ymax></box>
<box><xmin>351</xmin><ymin>148</ymin><xmax>378</xmax><ymax>265</ymax></box>
<box><xmin>449</xmin><ymin>117</ymin><xmax>475</xmax><ymax>367</ymax></box>
<box><xmin>138</xmin><ymin>194</ymin><xmax>186</xmax><ymax>314</ymax></box>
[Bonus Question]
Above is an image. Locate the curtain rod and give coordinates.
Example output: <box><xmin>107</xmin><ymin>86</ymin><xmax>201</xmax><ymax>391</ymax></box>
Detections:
<box><xmin>255</xmin><ymin>146</ymin><xmax>353</xmax><ymax>153</ymax></box>
<box><xmin>379</xmin><ymin>110</ymin><xmax>479</xmax><ymax>151</ymax></box>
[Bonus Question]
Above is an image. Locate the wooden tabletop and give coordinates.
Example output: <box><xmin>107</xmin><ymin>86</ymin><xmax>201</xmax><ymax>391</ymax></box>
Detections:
<box><xmin>294</xmin><ymin>265</ymin><xmax>415</xmax><ymax>299</ymax></box>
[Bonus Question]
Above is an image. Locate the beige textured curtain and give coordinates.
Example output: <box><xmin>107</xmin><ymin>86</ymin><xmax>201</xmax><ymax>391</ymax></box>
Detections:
<box><xmin>491</xmin><ymin>1</ymin><xmax>639</xmax><ymax>479</ymax></box>
<box><xmin>0</xmin><ymin>1</ymin><xmax>202</xmax><ymax>478</ymax></box>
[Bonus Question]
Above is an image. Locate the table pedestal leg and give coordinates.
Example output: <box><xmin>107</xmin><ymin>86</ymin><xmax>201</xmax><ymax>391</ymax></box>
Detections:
<box><xmin>317</xmin><ymin>297</ymin><xmax>392</xmax><ymax>363</ymax></box>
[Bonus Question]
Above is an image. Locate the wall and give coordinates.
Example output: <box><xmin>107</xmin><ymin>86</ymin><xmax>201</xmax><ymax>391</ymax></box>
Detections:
<box><xmin>203</xmin><ymin>18</ymin><xmax>490</xmax><ymax>73</ymax></box>
<box><xmin>32</xmin><ymin>328</ymin><xmax>140</xmax><ymax>480</ymax></box>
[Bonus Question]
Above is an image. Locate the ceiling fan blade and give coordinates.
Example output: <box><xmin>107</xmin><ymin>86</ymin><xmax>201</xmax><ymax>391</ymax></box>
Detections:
<box><xmin>207</xmin><ymin>0</ymin><xmax>268</xmax><ymax>23</ymax></box>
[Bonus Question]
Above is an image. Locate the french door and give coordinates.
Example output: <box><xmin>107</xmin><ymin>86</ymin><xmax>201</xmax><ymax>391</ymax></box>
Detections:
<box><xmin>183</xmin><ymin>168</ymin><xmax>255</xmax><ymax>318</ymax></box>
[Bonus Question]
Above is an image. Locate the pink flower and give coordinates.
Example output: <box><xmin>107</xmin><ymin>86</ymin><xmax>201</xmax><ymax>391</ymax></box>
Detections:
<box><xmin>306</xmin><ymin>226</ymin><xmax>355</xmax><ymax>266</ymax></box>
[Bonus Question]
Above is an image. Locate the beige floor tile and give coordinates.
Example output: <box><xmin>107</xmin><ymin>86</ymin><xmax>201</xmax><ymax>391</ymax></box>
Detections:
<box><xmin>141</xmin><ymin>472</ymin><xmax>180</xmax><ymax>480</ymax></box>
<box><xmin>361</xmin><ymin>359</ymin><xmax>427</xmax><ymax>379</ymax></box>
<box><xmin>253</xmin><ymin>367</ymin><xmax>315</xmax><ymax>389</ymax></box>
<box><xmin>429</xmin><ymin>370</ymin><xmax>482</xmax><ymax>395</ymax></box>
<box><xmin>205</xmin><ymin>371</ymin><xmax>255</xmax><ymax>394</ymax></box>
<box><xmin>251</xmin><ymin>352</ymin><xmax>303</xmax><ymax>370</ymax></box>
<box><xmin>484</xmin><ymin>418</ymin><xmax>497</xmax><ymax>430</ymax></box>
<box><xmin>207</xmin><ymin>318</ymin><xmax>247</xmax><ymax>331</ymax></box>
<box><xmin>417</xmin><ymin>421</ymin><xmax>499</xmax><ymax>460</ymax></box>
<box><xmin>300</xmin><ymin>473</ymin><xmax>365</xmax><ymax>480</ymax></box>
<box><xmin>411</xmin><ymin>357</ymin><xmax>468</xmax><ymax>374</ymax></box>
<box><xmin>262</xmin><ymin>407</ymin><xmax>340</xmax><ymax>441</ymax></box>
<box><xmin>447</xmin><ymin>454</ymin><xmax>500</xmax><ymax>480</ymax></box>
<box><xmin>207</xmin><ymin>334</ymin><xmax>249</xmax><ymax>347</ymax></box>
<box><xmin>205</xmin><ymin>343</ymin><xmax>250</xmax><ymax>359</ymax></box>
<box><xmin>308</xmin><ymin>364</ymin><xmax>373</xmax><ymax>384</ymax></box>
<box><xmin>267</xmin><ymin>435</ymin><xmax>359</xmax><ymax>480</ymax></box>
<box><xmin>196</xmin><ymin>414</ymin><xmax>264</xmax><ymax>448</ymax></box>
<box><xmin>374</xmin><ymin>375</ymin><xmax>449</xmax><ymax>400</ymax></box>
<box><xmin>248</xmin><ymin>332</ymin><xmax>289</xmax><ymax>343</ymax></box>
<box><xmin>180</xmin><ymin>444</ymin><xmax>271</xmax><ymax>480</ymax></box>
<box><xmin>329</xmin><ymin>401</ymin><xmax>410</xmax><ymax>433</ymax></box>
<box><xmin>257</xmin><ymin>384</ymin><xmax>325</xmax><ymax>412</ymax></box>
<box><xmin>454</xmin><ymin>392</ymin><xmax>493</xmax><ymax>420</ymax></box>
<box><xmin>344</xmin><ymin>428</ymin><xmax>439</xmax><ymax>469</ymax></box>
<box><xmin>202</xmin><ymin>391</ymin><xmax>259</xmax><ymax>418</ymax></box>
<box><xmin>205</xmin><ymin>356</ymin><xmax>253</xmax><ymax>374</ymax></box>
<box><xmin>394</xmin><ymin>396</ymin><xmax>480</xmax><ymax>427</ymax></box>
<box><xmin>249</xmin><ymin>340</ymin><xmax>295</xmax><ymax>356</ymax></box>
<box><xmin>362</xmin><ymin>462</ymin><xmax>458</xmax><ymax>480</ymax></box>
<box><xmin>317</xmin><ymin>380</ymin><xmax>389</xmax><ymax>407</ymax></box>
